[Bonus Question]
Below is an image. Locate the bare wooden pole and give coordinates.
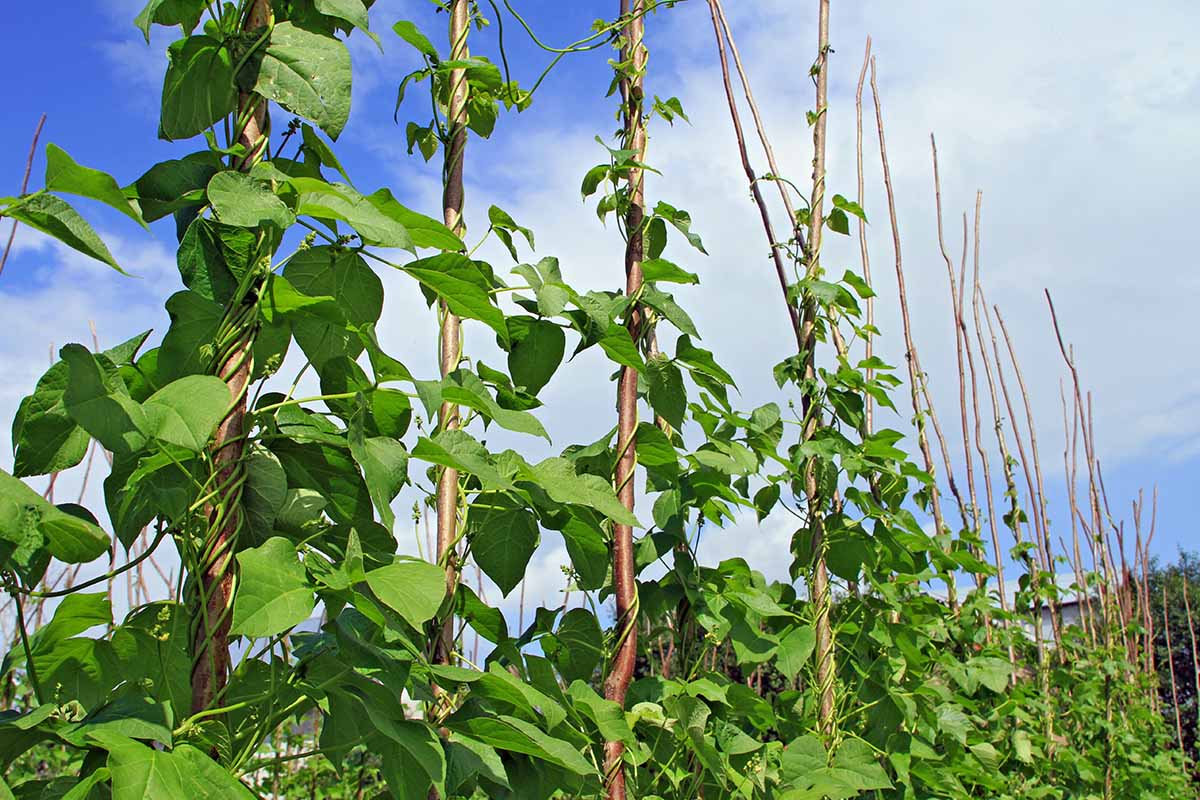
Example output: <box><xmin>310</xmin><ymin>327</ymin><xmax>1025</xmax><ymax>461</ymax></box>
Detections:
<box><xmin>0</xmin><ymin>113</ymin><xmax>48</xmax><ymax>278</ymax></box>
<box><xmin>982</xmin><ymin>298</ymin><xmax>1062</xmax><ymax>654</ymax></box>
<box><xmin>931</xmin><ymin>138</ymin><xmax>986</xmax><ymax>563</ymax></box>
<box><xmin>1047</xmin><ymin>292</ymin><xmax>1115</xmax><ymax>646</ymax></box>
<box><xmin>966</xmin><ymin>197</ymin><xmax>1036</xmax><ymax>636</ymax></box>
<box><xmin>1062</xmin><ymin>380</ymin><xmax>1096</xmax><ymax>645</ymax></box>
<box><xmin>710</xmin><ymin>0</ymin><xmax>807</xmax><ymax>257</ymax></box>
<box><xmin>1182</xmin><ymin>578</ymin><xmax>1200</xmax><ymax>743</ymax></box>
<box><xmin>705</xmin><ymin>0</ymin><xmax>801</xmax><ymax>352</ymax></box>
<box><xmin>856</xmin><ymin>40</ymin><xmax>874</xmax><ymax>431</ymax></box>
<box><xmin>1164</xmin><ymin>583</ymin><xmax>1187</xmax><ymax>753</ymax></box>
<box><xmin>870</xmin><ymin>58</ymin><xmax>955</xmax><ymax>611</ymax></box>
<box><xmin>994</xmin><ymin>306</ymin><xmax>1064</xmax><ymax>650</ymax></box>
<box><xmin>602</xmin><ymin>3</ymin><xmax>647</xmax><ymax>796</ymax></box>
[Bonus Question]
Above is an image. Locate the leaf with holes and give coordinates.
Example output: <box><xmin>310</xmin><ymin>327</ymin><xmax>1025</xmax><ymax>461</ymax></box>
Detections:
<box><xmin>254</xmin><ymin>23</ymin><xmax>352</xmax><ymax>140</ymax></box>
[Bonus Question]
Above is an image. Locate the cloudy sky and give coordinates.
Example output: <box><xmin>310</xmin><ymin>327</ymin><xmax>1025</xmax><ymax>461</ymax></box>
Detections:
<box><xmin>2</xmin><ymin>1</ymin><xmax>1196</xmax><ymax>624</ymax></box>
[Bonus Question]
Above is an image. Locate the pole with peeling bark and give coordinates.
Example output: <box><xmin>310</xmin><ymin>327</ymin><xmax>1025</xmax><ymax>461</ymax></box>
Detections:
<box><xmin>433</xmin><ymin>0</ymin><xmax>471</xmax><ymax>670</ymax></box>
<box><xmin>191</xmin><ymin>0</ymin><xmax>272</xmax><ymax>717</ymax></box>
<box><xmin>603</xmin><ymin>2</ymin><xmax>646</xmax><ymax>797</ymax></box>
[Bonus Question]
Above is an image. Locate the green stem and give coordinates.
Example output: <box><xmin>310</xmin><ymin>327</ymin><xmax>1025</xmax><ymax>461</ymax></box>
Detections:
<box><xmin>12</xmin><ymin>587</ymin><xmax>43</xmax><ymax>704</ymax></box>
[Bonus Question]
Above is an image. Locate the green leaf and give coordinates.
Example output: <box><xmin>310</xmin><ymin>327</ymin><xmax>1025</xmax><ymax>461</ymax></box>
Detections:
<box><xmin>365</xmin><ymin>188</ymin><xmax>463</xmax><ymax>250</ymax></box>
<box><xmin>63</xmin><ymin>694</ymin><xmax>172</xmax><ymax>748</ymax></box>
<box><xmin>284</xmin><ymin>247</ymin><xmax>383</xmax><ymax>368</ymax></box>
<box><xmin>159</xmin><ymin>35</ymin><xmax>236</xmax><ymax>141</ymax></box>
<box><xmin>676</xmin><ymin>334</ymin><xmax>735</xmax><ymax>387</ymax></box>
<box><xmin>0</xmin><ymin>470</ymin><xmax>109</xmax><ymax>567</ymax></box>
<box><xmin>103</xmin><ymin>735</ymin><xmax>255</xmax><ymax>799</ymax></box>
<box><xmin>60</xmin><ymin>344</ymin><xmax>147</xmax><ymax>455</ymax></box>
<box><xmin>641</xmin><ymin>257</ymin><xmax>698</xmax><ymax>285</ymax></box>
<box><xmin>469</xmin><ymin>495</ymin><xmax>539</xmax><ymax>597</ymax></box>
<box><xmin>566</xmin><ymin>681</ymin><xmax>634</xmax><ymax>744</ymax></box>
<box><xmin>520</xmin><ymin>458</ymin><xmax>638</xmax><ymax>528</ymax></box>
<box><xmin>832</xmin><ymin>193</ymin><xmax>868</xmax><ymax>223</ymax></box>
<box><xmin>546</xmin><ymin>608</ymin><xmax>602</xmax><ymax>684</ymax></box>
<box><xmin>365</xmin><ymin>714</ymin><xmax>446</xmax><ymax>795</ymax></box>
<box><xmin>775</xmin><ymin>624</ymin><xmax>815</xmax><ymax>681</ymax></box>
<box><xmin>641</xmin><ymin>286</ymin><xmax>698</xmax><ymax>338</ymax></box>
<box><xmin>12</xmin><ymin>361</ymin><xmax>90</xmax><ymax>478</ymax></box>
<box><xmin>580</xmin><ymin>164</ymin><xmax>609</xmax><ymax>199</ymax></box>
<box><xmin>488</xmin><ymin>205</ymin><xmax>534</xmax><ymax>261</ymax></box>
<box><xmin>1013</xmin><ymin>729</ymin><xmax>1034</xmax><ymax>763</ymax></box>
<box><xmin>300</xmin><ymin>123</ymin><xmax>353</xmax><ymax>184</ymax></box>
<box><xmin>646</xmin><ymin>355</ymin><xmax>686</xmax><ymax>430</ymax></box>
<box><xmin>780</xmin><ymin>735</ymin><xmax>826</xmax><ymax>784</ymax></box>
<box><xmin>935</xmin><ymin>703</ymin><xmax>970</xmax><ymax>746</ymax></box>
<box><xmin>827</xmin><ymin>207</ymin><xmax>850</xmax><ymax>235</ymax></box>
<box><xmin>260</xmin><ymin>273</ymin><xmax>339</xmax><ymax>323</ymax></box>
<box><xmin>177</xmin><ymin>217</ymin><xmax>256</xmax><ymax>304</ymax></box>
<box><xmin>134</xmin><ymin>0</ymin><xmax>205</xmax><ymax>43</ymax></box>
<box><xmin>207</xmin><ymin>171</ymin><xmax>295</xmax><ymax>229</ymax></box>
<box><xmin>392</xmin><ymin>20</ymin><xmax>439</xmax><ymax>60</ymax></box>
<box><xmin>366</xmin><ymin>558</ymin><xmax>447</xmax><ymax>627</ymax></box>
<box><xmin>967</xmin><ymin>655</ymin><xmax>1013</xmax><ymax>694</ymax></box>
<box><xmin>349</xmin><ymin>430</ymin><xmax>408</xmax><ymax>532</ymax></box>
<box><xmin>506</xmin><ymin>317</ymin><xmax>565</xmax><ymax>396</ymax></box>
<box><xmin>4</xmin><ymin>193</ymin><xmax>123</xmax><ymax>272</ymax></box>
<box><xmin>598</xmin><ymin>324</ymin><xmax>643</xmax><ymax>372</ymax></box>
<box><xmin>447</xmin><ymin>734</ymin><xmax>510</xmax><ymax>792</ymax></box>
<box><xmin>271</xmin><ymin>439</ymin><xmax>373</xmax><ymax>526</ymax></box>
<box><xmin>131</xmin><ymin>152</ymin><xmax>222</xmax><ymax>222</ymax></box>
<box><xmin>456</xmin><ymin>583</ymin><xmax>508</xmax><ymax>644</ymax></box>
<box><xmin>230</xmin><ymin>537</ymin><xmax>315</xmax><ymax>638</ymax></box>
<box><xmin>832</xmin><ymin>738</ymin><xmax>892</xmax><ymax>790</ymax></box>
<box><xmin>448</xmin><ymin>715</ymin><xmax>593</xmax><ymax>777</ymax></box>
<box><xmin>436</xmin><ymin>371</ymin><xmax>550</xmax><ymax>441</ymax></box>
<box><xmin>825</xmin><ymin>527</ymin><xmax>870</xmax><ymax>581</ymax></box>
<box><xmin>405</xmin><ymin>254</ymin><xmax>509</xmax><ymax>347</ymax></box>
<box><xmin>559</xmin><ymin>509</ymin><xmax>608</xmax><ymax>590</ymax></box>
<box><xmin>45</xmin><ymin>144</ymin><xmax>145</xmax><ymax>228</ymax></box>
<box><xmin>313</xmin><ymin>0</ymin><xmax>380</xmax><ymax>48</ymax></box>
<box><xmin>411</xmin><ymin>430</ymin><xmax>513</xmax><ymax>492</ymax></box>
<box><xmin>254</xmin><ymin>22</ymin><xmax>352</xmax><ymax>140</ymax></box>
<box><xmin>288</xmin><ymin>177</ymin><xmax>412</xmax><ymax>248</ymax></box>
<box><xmin>60</xmin><ymin>767</ymin><xmax>110</xmax><ymax>799</ymax></box>
<box><xmin>241</xmin><ymin>446</ymin><xmax>288</xmax><ymax>548</ymax></box>
<box><xmin>141</xmin><ymin>375</ymin><xmax>230</xmax><ymax>451</ymax></box>
<box><xmin>653</xmin><ymin>201</ymin><xmax>706</xmax><ymax>254</ymax></box>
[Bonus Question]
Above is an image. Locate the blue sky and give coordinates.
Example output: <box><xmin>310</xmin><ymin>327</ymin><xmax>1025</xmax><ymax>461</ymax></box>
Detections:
<box><xmin>1</xmin><ymin>1</ymin><xmax>1196</xmax><ymax>616</ymax></box>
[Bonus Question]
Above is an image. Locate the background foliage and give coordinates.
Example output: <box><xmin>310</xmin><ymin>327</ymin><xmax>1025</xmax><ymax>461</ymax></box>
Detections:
<box><xmin>0</xmin><ymin>1</ymin><xmax>1192</xmax><ymax>799</ymax></box>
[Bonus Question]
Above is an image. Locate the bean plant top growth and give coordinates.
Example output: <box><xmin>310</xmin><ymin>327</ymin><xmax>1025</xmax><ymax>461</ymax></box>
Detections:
<box><xmin>0</xmin><ymin>1</ymin><xmax>1188</xmax><ymax>799</ymax></box>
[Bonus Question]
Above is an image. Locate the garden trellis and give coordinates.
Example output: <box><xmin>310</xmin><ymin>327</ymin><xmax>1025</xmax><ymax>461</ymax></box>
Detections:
<box><xmin>0</xmin><ymin>1</ymin><xmax>1192</xmax><ymax>798</ymax></box>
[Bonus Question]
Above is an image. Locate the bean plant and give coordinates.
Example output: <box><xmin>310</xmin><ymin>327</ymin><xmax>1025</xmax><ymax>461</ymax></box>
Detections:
<box><xmin>0</xmin><ymin>1</ymin><xmax>1190</xmax><ymax>798</ymax></box>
